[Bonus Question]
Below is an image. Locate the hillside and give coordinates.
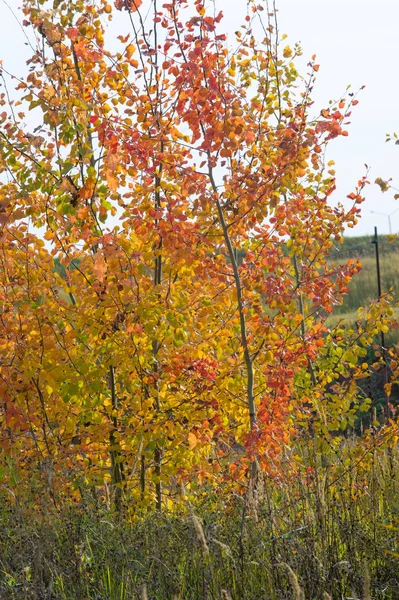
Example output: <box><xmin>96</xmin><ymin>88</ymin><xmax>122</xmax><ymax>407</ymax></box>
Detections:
<box><xmin>330</xmin><ymin>234</ymin><xmax>399</xmax><ymax>316</ymax></box>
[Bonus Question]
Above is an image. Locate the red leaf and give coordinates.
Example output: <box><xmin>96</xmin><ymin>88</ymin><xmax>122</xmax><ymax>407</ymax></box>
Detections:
<box><xmin>66</xmin><ymin>27</ymin><xmax>79</xmax><ymax>40</ymax></box>
<box><xmin>202</xmin><ymin>17</ymin><xmax>216</xmax><ymax>32</ymax></box>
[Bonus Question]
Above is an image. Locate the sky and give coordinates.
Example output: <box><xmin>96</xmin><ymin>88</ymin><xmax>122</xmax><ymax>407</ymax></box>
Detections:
<box><xmin>0</xmin><ymin>0</ymin><xmax>398</xmax><ymax>236</ymax></box>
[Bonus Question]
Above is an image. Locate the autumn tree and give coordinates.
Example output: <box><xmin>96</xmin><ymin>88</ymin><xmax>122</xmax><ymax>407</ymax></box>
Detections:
<box><xmin>0</xmin><ymin>0</ymin><xmax>395</xmax><ymax>512</ymax></box>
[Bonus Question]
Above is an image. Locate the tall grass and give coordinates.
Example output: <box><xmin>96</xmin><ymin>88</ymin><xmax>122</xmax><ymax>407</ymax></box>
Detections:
<box><xmin>335</xmin><ymin>255</ymin><xmax>399</xmax><ymax>316</ymax></box>
<box><xmin>1</xmin><ymin>438</ymin><xmax>398</xmax><ymax>599</ymax></box>
<box><xmin>327</xmin><ymin>237</ymin><xmax>399</xmax><ymax>358</ymax></box>
<box><xmin>330</xmin><ymin>237</ymin><xmax>399</xmax><ymax>317</ymax></box>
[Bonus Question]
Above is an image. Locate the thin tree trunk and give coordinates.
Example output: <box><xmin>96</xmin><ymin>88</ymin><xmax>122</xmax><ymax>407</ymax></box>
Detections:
<box><xmin>109</xmin><ymin>365</ymin><xmax>125</xmax><ymax>513</ymax></box>
<box><xmin>208</xmin><ymin>165</ymin><xmax>257</xmax><ymax>481</ymax></box>
<box><xmin>153</xmin><ymin>165</ymin><xmax>163</xmax><ymax>511</ymax></box>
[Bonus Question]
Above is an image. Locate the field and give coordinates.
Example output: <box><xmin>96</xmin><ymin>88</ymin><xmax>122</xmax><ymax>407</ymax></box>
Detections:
<box><xmin>327</xmin><ymin>235</ymin><xmax>399</xmax><ymax>343</ymax></box>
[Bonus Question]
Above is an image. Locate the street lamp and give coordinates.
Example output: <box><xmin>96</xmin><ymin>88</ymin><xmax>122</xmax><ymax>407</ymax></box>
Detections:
<box><xmin>370</xmin><ymin>206</ymin><xmax>399</xmax><ymax>234</ymax></box>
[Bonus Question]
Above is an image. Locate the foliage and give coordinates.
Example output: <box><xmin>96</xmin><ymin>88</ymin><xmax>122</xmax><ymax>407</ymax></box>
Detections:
<box><xmin>0</xmin><ymin>0</ymin><xmax>398</xmax><ymax>518</ymax></box>
<box><xmin>1</xmin><ymin>437</ymin><xmax>399</xmax><ymax>599</ymax></box>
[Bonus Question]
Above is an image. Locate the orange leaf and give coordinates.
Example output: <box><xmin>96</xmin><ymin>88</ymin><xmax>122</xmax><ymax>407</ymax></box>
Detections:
<box><xmin>93</xmin><ymin>253</ymin><xmax>107</xmax><ymax>283</ymax></box>
<box><xmin>79</xmin><ymin>179</ymin><xmax>95</xmax><ymax>200</ymax></box>
<box><xmin>104</xmin><ymin>147</ymin><xmax>122</xmax><ymax>191</ymax></box>
<box><xmin>115</xmin><ymin>0</ymin><xmax>143</xmax><ymax>11</ymax></box>
<box><xmin>105</xmin><ymin>171</ymin><xmax>119</xmax><ymax>192</ymax></box>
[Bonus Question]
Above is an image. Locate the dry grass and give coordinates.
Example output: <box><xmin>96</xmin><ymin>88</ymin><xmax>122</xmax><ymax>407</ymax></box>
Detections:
<box><xmin>1</xmin><ymin>439</ymin><xmax>398</xmax><ymax>599</ymax></box>
<box><xmin>330</xmin><ymin>240</ymin><xmax>399</xmax><ymax>319</ymax></box>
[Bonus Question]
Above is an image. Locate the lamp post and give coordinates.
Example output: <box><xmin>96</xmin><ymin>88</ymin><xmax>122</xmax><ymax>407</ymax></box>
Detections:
<box><xmin>370</xmin><ymin>206</ymin><xmax>399</xmax><ymax>234</ymax></box>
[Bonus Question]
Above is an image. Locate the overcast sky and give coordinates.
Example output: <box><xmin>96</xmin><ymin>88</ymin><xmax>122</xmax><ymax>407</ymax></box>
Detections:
<box><xmin>1</xmin><ymin>0</ymin><xmax>398</xmax><ymax>236</ymax></box>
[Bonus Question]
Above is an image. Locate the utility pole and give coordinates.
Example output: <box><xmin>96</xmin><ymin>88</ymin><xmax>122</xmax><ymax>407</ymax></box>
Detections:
<box><xmin>370</xmin><ymin>207</ymin><xmax>399</xmax><ymax>235</ymax></box>
<box><xmin>371</xmin><ymin>227</ymin><xmax>385</xmax><ymax>348</ymax></box>
<box><xmin>371</xmin><ymin>226</ymin><xmax>388</xmax><ymax>419</ymax></box>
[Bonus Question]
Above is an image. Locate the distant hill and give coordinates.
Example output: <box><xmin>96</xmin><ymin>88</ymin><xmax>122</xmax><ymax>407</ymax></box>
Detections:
<box><xmin>329</xmin><ymin>235</ymin><xmax>399</xmax><ymax>315</ymax></box>
<box><xmin>330</xmin><ymin>234</ymin><xmax>399</xmax><ymax>260</ymax></box>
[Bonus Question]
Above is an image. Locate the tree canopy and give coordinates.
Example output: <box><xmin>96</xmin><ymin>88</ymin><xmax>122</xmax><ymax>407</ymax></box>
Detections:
<box><xmin>0</xmin><ymin>0</ymin><xmax>397</xmax><ymax>513</ymax></box>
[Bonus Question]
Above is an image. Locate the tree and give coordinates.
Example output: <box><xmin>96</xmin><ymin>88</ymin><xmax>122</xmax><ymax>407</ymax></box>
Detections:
<box><xmin>0</xmin><ymin>0</ymin><xmax>394</xmax><ymax>512</ymax></box>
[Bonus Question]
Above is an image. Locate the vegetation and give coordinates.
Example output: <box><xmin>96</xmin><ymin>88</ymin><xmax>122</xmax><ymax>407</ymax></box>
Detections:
<box><xmin>0</xmin><ymin>0</ymin><xmax>398</xmax><ymax>598</ymax></box>
<box><xmin>330</xmin><ymin>235</ymin><xmax>399</xmax><ymax>316</ymax></box>
<box><xmin>1</xmin><ymin>438</ymin><xmax>399</xmax><ymax>599</ymax></box>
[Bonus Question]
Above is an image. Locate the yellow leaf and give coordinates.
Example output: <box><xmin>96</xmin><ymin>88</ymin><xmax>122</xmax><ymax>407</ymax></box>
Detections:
<box><xmin>125</xmin><ymin>44</ymin><xmax>136</xmax><ymax>59</ymax></box>
<box><xmin>105</xmin><ymin>170</ymin><xmax>119</xmax><ymax>192</ymax></box>
<box><xmin>188</xmin><ymin>432</ymin><xmax>198</xmax><ymax>450</ymax></box>
<box><xmin>283</xmin><ymin>46</ymin><xmax>293</xmax><ymax>58</ymax></box>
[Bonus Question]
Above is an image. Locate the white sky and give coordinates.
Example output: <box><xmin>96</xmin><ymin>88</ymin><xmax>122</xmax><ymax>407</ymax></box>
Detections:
<box><xmin>1</xmin><ymin>0</ymin><xmax>398</xmax><ymax>235</ymax></box>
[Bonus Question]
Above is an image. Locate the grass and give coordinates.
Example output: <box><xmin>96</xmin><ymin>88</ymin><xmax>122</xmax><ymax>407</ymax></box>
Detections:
<box><xmin>330</xmin><ymin>235</ymin><xmax>399</xmax><ymax>318</ymax></box>
<box><xmin>326</xmin><ymin>235</ymin><xmax>399</xmax><ymax>356</ymax></box>
<box><xmin>1</xmin><ymin>437</ymin><xmax>399</xmax><ymax>599</ymax></box>
<box><xmin>334</xmin><ymin>253</ymin><xmax>399</xmax><ymax>317</ymax></box>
